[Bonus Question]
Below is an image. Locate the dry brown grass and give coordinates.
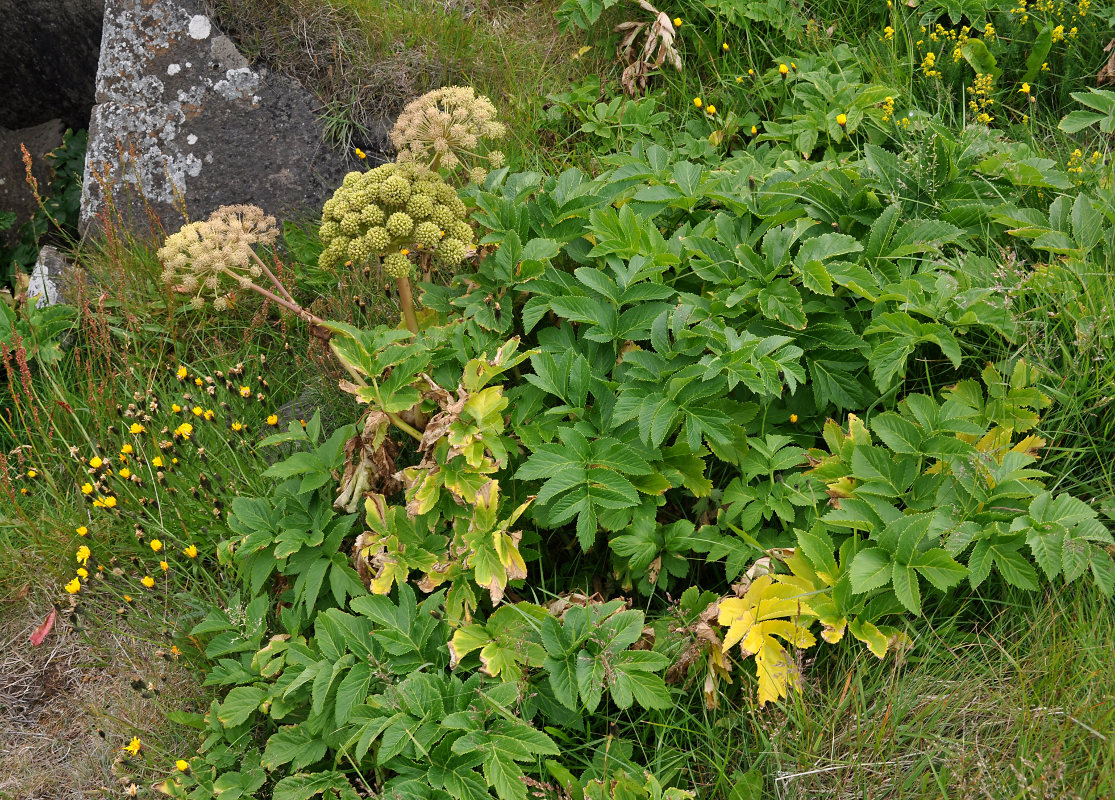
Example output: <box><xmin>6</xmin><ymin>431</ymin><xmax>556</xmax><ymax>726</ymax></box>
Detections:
<box><xmin>0</xmin><ymin>589</ymin><xmax>205</xmax><ymax>800</ymax></box>
<box><xmin>204</xmin><ymin>0</ymin><xmax>592</xmax><ymax>165</ymax></box>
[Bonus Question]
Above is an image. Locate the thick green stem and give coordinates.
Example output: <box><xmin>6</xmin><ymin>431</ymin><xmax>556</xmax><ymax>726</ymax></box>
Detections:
<box><xmin>387</xmin><ymin>412</ymin><xmax>423</xmax><ymax>442</ymax></box>
<box><xmin>395</xmin><ymin>275</ymin><xmax>419</xmax><ymax>334</ymax></box>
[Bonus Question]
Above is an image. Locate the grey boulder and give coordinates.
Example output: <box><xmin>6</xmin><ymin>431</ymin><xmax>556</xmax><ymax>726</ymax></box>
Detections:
<box><xmin>81</xmin><ymin>0</ymin><xmax>350</xmax><ymax>238</ymax></box>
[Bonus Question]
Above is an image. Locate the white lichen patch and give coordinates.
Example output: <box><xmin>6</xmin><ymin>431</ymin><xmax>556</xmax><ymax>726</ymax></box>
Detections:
<box><xmin>167</xmin><ymin>63</ymin><xmax>181</xmax><ymax>75</ymax></box>
<box><xmin>187</xmin><ymin>134</ymin><xmax>198</xmax><ymax>145</ymax></box>
<box><xmin>214</xmin><ymin>67</ymin><xmax>260</xmax><ymax>102</ymax></box>
<box><xmin>188</xmin><ymin>15</ymin><xmax>211</xmax><ymax>40</ymax></box>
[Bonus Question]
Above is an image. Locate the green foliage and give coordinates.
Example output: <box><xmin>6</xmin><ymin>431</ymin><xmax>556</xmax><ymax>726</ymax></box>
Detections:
<box><xmin>0</xmin><ymin>299</ymin><xmax>76</xmax><ymax>366</ymax></box>
<box><xmin>1</xmin><ymin>128</ymin><xmax>86</xmax><ymax>289</ymax></box>
<box><xmin>1059</xmin><ymin>88</ymin><xmax>1115</xmax><ymax>134</ymax></box>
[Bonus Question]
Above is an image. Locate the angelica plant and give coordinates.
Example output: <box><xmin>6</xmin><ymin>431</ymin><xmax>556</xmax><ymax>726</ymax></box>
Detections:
<box><xmin>157</xmin><ymin>204</ymin><xmax>331</xmax><ymax>332</ymax></box>
<box><xmin>389</xmin><ymin>86</ymin><xmax>506</xmax><ymax>184</ymax></box>
<box><xmin>317</xmin><ymin>161</ymin><xmax>474</xmax><ymax>333</ymax></box>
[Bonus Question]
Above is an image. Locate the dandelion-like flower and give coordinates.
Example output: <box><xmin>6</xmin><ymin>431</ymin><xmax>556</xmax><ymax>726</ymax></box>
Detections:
<box><xmin>123</xmin><ymin>737</ymin><xmax>142</xmax><ymax>756</ymax></box>
<box><xmin>141</xmin><ymin>575</ymin><xmax>155</xmax><ymax>588</ymax></box>
<box><xmin>65</xmin><ymin>577</ymin><xmax>81</xmax><ymax>594</ymax></box>
<box><xmin>76</xmin><ymin>545</ymin><xmax>91</xmax><ymax>565</ymax></box>
<box><xmin>389</xmin><ymin>86</ymin><xmax>506</xmax><ymax>180</ymax></box>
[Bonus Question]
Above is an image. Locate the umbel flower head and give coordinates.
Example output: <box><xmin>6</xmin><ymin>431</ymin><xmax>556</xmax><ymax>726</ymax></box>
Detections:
<box><xmin>318</xmin><ymin>161</ymin><xmax>474</xmax><ymax>278</ymax></box>
<box><xmin>157</xmin><ymin>205</ymin><xmax>279</xmax><ymax>310</ymax></box>
<box><xmin>389</xmin><ymin>86</ymin><xmax>506</xmax><ymax>182</ymax></box>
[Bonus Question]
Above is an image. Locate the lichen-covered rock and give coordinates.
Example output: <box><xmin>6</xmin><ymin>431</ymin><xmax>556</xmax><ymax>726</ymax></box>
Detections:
<box><xmin>80</xmin><ymin>0</ymin><xmax>349</xmax><ymax>238</ymax></box>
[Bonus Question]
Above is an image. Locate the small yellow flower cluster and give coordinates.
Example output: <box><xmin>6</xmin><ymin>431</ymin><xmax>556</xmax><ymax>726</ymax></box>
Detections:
<box><xmin>1068</xmin><ymin>148</ymin><xmax>1085</xmax><ymax>175</ymax></box>
<box><xmin>883</xmin><ymin>26</ymin><xmax>895</xmax><ymax>41</ymax></box>
<box><xmin>967</xmin><ymin>72</ymin><xmax>996</xmax><ymax>125</ymax></box>
<box><xmin>921</xmin><ymin>51</ymin><xmax>941</xmax><ymax>79</ymax></box>
<box><xmin>881</xmin><ymin>96</ymin><xmax>896</xmax><ymax>123</ymax></box>
<box><xmin>951</xmin><ymin>26</ymin><xmax>971</xmax><ymax>64</ymax></box>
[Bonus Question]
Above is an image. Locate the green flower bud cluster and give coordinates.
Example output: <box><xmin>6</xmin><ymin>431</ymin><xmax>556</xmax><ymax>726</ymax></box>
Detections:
<box><xmin>389</xmin><ymin>86</ymin><xmax>507</xmax><ymax>183</ymax></box>
<box><xmin>318</xmin><ymin>162</ymin><xmax>473</xmax><ymax>276</ymax></box>
<box><xmin>158</xmin><ymin>204</ymin><xmax>278</xmax><ymax>309</ymax></box>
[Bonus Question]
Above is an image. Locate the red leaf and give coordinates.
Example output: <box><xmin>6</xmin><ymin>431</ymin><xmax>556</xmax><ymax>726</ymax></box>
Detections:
<box><xmin>29</xmin><ymin>607</ymin><xmax>57</xmax><ymax>646</ymax></box>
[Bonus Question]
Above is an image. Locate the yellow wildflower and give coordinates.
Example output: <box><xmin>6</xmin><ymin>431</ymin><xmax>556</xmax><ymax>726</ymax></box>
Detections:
<box><xmin>836</xmin><ymin>113</ymin><xmax>847</xmax><ymax>127</ymax></box>
<box><xmin>171</xmin><ymin>404</ymin><xmax>182</xmax><ymax>413</ymax></box>
<box><xmin>266</xmin><ymin>414</ymin><xmax>278</xmax><ymax>426</ymax></box>
<box><xmin>673</xmin><ymin>16</ymin><xmax>682</xmax><ymax>27</ymax></box>
<box><xmin>184</xmin><ymin>544</ymin><xmax>199</xmax><ymax>558</ymax></box>
<box><xmin>76</xmin><ymin>567</ymin><xmax>89</xmax><ymax>579</ymax></box>
<box><xmin>123</xmin><ymin>737</ymin><xmax>141</xmax><ymax>756</ymax></box>
<box><xmin>119</xmin><ymin>468</ymin><xmax>131</xmax><ymax>479</ymax></box>
<box><xmin>693</xmin><ymin>97</ymin><xmax>702</xmax><ymax>108</ymax></box>
<box><xmin>129</xmin><ymin>423</ymin><xmax>145</xmax><ymax>434</ymax></box>
<box><xmin>103</xmin><ymin>496</ymin><xmax>117</xmax><ymax>508</ymax></box>
<box><xmin>160</xmin><ymin>561</ymin><xmax>169</xmax><ymax>572</ymax></box>
<box><xmin>176</xmin><ymin>366</ymin><xmax>188</xmax><ymax>380</ymax></box>
<box><xmin>176</xmin><ymin>760</ymin><xmax>190</xmax><ymax>772</ymax></box>
<box><xmin>239</xmin><ymin>386</ymin><xmax>251</xmax><ymax>398</ymax></box>
<box><xmin>76</xmin><ymin>526</ymin><xmax>88</xmax><ymax>536</ymax></box>
<box><xmin>152</xmin><ymin>456</ymin><xmax>164</xmax><ymax>468</ymax></box>
<box><xmin>27</xmin><ymin>469</ymin><xmax>37</xmax><ymax>478</ymax></box>
<box><xmin>790</xmin><ymin>413</ymin><xmax>799</xmax><ymax>424</ymax></box>
<box><xmin>141</xmin><ymin>575</ymin><xmax>155</xmax><ymax>588</ymax></box>
<box><xmin>722</xmin><ymin>42</ymin><xmax>729</xmax><ymax>51</ymax></box>
<box><xmin>65</xmin><ymin>577</ymin><xmax>81</xmax><ymax>594</ymax></box>
<box><xmin>81</xmin><ymin>482</ymin><xmax>94</xmax><ymax>495</ymax></box>
<box><xmin>121</xmin><ymin>444</ymin><xmax>134</xmax><ymax>455</ymax></box>
<box><xmin>175</xmin><ymin>423</ymin><xmax>194</xmax><ymax>439</ymax></box>
<box><xmin>150</xmin><ymin>539</ymin><xmax>163</xmax><ymax>552</ymax></box>
<box><xmin>231</xmin><ymin>421</ymin><xmax>243</xmax><ymax>432</ymax></box>
<box><xmin>191</xmin><ymin>406</ymin><xmax>202</xmax><ymax>416</ymax></box>
<box><xmin>89</xmin><ymin>457</ymin><xmax>103</xmax><ymax>469</ymax></box>
<box><xmin>779</xmin><ymin>63</ymin><xmax>789</xmax><ymax>76</ymax></box>
<box><xmin>355</xmin><ymin>147</ymin><xmax>366</xmax><ymax>159</ymax></box>
<box><xmin>1020</xmin><ymin>83</ymin><xmax>1030</xmax><ymax>93</ymax></box>
<box><xmin>76</xmin><ymin>545</ymin><xmax>91</xmax><ymax>565</ymax></box>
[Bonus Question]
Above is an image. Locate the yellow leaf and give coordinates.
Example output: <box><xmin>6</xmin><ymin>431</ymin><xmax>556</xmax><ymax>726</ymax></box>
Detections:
<box><xmin>572</xmin><ymin>45</ymin><xmax>593</xmax><ymax>60</ymax></box>
<box><xmin>849</xmin><ymin>618</ymin><xmax>889</xmax><ymax>658</ymax></box>
<box><xmin>717</xmin><ymin>574</ymin><xmax>818</xmax><ymax>706</ymax></box>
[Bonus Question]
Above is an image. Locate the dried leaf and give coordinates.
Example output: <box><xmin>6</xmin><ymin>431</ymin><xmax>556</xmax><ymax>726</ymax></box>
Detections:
<box><xmin>29</xmin><ymin>606</ymin><xmax>57</xmax><ymax>646</ymax></box>
<box><xmin>1101</xmin><ymin>40</ymin><xmax>1115</xmax><ymax>86</ymax></box>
